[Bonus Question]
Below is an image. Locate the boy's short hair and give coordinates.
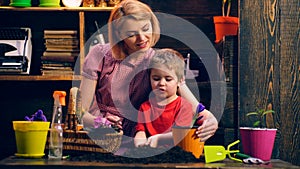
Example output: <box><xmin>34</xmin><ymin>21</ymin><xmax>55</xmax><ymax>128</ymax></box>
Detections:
<box><xmin>150</xmin><ymin>48</ymin><xmax>185</xmax><ymax>80</ymax></box>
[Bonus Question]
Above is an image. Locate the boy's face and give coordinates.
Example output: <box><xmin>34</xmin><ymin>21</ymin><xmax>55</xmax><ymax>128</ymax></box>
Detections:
<box><xmin>119</xmin><ymin>18</ymin><xmax>153</xmax><ymax>55</ymax></box>
<box><xmin>150</xmin><ymin>65</ymin><xmax>181</xmax><ymax>101</ymax></box>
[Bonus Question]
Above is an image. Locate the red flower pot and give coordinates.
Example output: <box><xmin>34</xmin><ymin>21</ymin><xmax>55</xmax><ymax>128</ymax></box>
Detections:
<box><xmin>239</xmin><ymin>127</ymin><xmax>277</xmax><ymax>161</ymax></box>
<box><xmin>213</xmin><ymin>16</ymin><xmax>239</xmax><ymax>43</ymax></box>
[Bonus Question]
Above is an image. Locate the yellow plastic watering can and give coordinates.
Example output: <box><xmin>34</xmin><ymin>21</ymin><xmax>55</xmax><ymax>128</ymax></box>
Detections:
<box><xmin>204</xmin><ymin>140</ymin><xmax>242</xmax><ymax>163</ymax></box>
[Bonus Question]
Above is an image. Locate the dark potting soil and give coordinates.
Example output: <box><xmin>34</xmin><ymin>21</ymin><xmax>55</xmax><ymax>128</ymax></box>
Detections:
<box><xmin>68</xmin><ymin>146</ymin><xmax>204</xmax><ymax>164</ymax></box>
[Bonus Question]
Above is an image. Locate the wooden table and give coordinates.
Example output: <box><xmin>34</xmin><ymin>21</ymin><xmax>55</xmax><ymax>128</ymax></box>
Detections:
<box><xmin>0</xmin><ymin>156</ymin><xmax>299</xmax><ymax>169</ymax></box>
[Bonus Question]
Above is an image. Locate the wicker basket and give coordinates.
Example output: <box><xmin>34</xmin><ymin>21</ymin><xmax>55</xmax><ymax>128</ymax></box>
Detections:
<box><xmin>64</xmin><ymin>129</ymin><xmax>122</xmax><ymax>153</ymax></box>
<box><xmin>55</xmin><ymin>88</ymin><xmax>123</xmax><ymax>154</ymax></box>
<box><xmin>47</xmin><ymin>129</ymin><xmax>123</xmax><ymax>153</ymax></box>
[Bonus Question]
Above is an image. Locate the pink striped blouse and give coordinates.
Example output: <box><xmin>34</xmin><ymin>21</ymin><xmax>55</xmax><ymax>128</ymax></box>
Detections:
<box><xmin>82</xmin><ymin>44</ymin><xmax>155</xmax><ymax>136</ymax></box>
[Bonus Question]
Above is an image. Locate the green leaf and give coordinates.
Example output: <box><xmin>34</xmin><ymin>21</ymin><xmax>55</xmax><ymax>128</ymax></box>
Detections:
<box><xmin>258</xmin><ymin>109</ymin><xmax>265</xmax><ymax>114</ymax></box>
<box><xmin>262</xmin><ymin>110</ymin><xmax>275</xmax><ymax>116</ymax></box>
<box><xmin>246</xmin><ymin>112</ymin><xmax>259</xmax><ymax>116</ymax></box>
<box><xmin>253</xmin><ymin>121</ymin><xmax>260</xmax><ymax>127</ymax></box>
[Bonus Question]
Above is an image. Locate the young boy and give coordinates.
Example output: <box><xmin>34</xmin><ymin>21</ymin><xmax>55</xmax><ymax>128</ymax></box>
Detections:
<box><xmin>134</xmin><ymin>48</ymin><xmax>197</xmax><ymax>148</ymax></box>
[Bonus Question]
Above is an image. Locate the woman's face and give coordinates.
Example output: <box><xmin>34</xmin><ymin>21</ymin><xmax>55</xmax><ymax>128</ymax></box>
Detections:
<box><xmin>150</xmin><ymin>65</ymin><xmax>180</xmax><ymax>102</ymax></box>
<box><xmin>119</xmin><ymin>18</ymin><xmax>153</xmax><ymax>55</ymax></box>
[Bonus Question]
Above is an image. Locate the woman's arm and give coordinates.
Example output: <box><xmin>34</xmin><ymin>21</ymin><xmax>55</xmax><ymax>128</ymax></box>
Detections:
<box><xmin>178</xmin><ymin>83</ymin><xmax>199</xmax><ymax>111</ymax></box>
<box><xmin>178</xmin><ymin>83</ymin><xmax>218</xmax><ymax>142</ymax></box>
<box><xmin>80</xmin><ymin>76</ymin><xmax>97</xmax><ymax>112</ymax></box>
<box><xmin>80</xmin><ymin>76</ymin><xmax>123</xmax><ymax>129</ymax></box>
<box><xmin>80</xmin><ymin>76</ymin><xmax>98</xmax><ymax>128</ymax></box>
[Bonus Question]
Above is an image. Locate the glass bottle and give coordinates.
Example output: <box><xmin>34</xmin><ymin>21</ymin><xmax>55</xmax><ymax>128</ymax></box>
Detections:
<box><xmin>48</xmin><ymin>91</ymin><xmax>66</xmax><ymax>160</ymax></box>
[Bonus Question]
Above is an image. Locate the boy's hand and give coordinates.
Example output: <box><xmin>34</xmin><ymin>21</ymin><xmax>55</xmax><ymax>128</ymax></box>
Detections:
<box><xmin>134</xmin><ymin>138</ymin><xmax>147</xmax><ymax>147</ymax></box>
<box><xmin>134</xmin><ymin>131</ymin><xmax>147</xmax><ymax>147</ymax></box>
<box><xmin>145</xmin><ymin>134</ymin><xmax>160</xmax><ymax>148</ymax></box>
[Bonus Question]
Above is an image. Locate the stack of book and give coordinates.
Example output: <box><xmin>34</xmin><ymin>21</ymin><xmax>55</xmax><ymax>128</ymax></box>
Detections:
<box><xmin>41</xmin><ymin>30</ymin><xmax>80</xmax><ymax>76</ymax></box>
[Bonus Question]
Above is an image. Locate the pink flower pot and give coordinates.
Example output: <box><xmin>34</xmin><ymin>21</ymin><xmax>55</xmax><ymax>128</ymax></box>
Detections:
<box><xmin>239</xmin><ymin>127</ymin><xmax>277</xmax><ymax>161</ymax></box>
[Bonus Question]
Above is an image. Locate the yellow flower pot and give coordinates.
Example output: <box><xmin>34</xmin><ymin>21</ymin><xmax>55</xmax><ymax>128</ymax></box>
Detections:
<box><xmin>13</xmin><ymin>121</ymin><xmax>50</xmax><ymax>158</ymax></box>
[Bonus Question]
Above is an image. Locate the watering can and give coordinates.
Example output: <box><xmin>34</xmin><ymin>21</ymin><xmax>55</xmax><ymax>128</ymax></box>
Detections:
<box><xmin>204</xmin><ymin>140</ymin><xmax>242</xmax><ymax>163</ymax></box>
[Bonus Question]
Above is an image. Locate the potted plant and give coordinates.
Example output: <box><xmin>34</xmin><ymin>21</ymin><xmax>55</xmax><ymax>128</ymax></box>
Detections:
<box><xmin>239</xmin><ymin>108</ymin><xmax>277</xmax><ymax>161</ymax></box>
<box><xmin>39</xmin><ymin>0</ymin><xmax>60</xmax><ymax>7</ymax></box>
<box><xmin>213</xmin><ymin>0</ymin><xmax>239</xmax><ymax>43</ymax></box>
<box><xmin>9</xmin><ymin>0</ymin><xmax>32</xmax><ymax>7</ymax></box>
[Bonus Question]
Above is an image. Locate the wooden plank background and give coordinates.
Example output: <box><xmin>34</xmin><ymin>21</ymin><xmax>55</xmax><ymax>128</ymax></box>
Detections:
<box><xmin>239</xmin><ymin>0</ymin><xmax>299</xmax><ymax>165</ymax></box>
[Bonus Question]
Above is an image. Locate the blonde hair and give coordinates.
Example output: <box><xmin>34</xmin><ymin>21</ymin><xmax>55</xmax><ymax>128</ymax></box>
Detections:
<box><xmin>108</xmin><ymin>0</ymin><xmax>160</xmax><ymax>60</ymax></box>
<box><xmin>150</xmin><ymin>48</ymin><xmax>185</xmax><ymax>80</ymax></box>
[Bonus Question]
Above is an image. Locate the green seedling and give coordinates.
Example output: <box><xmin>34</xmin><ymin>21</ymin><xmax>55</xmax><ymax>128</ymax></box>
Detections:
<box><xmin>246</xmin><ymin>109</ymin><xmax>275</xmax><ymax>128</ymax></box>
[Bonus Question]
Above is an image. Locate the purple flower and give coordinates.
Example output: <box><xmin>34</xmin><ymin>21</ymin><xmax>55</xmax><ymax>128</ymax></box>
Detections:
<box><xmin>94</xmin><ymin>116</ymin><xmax>112</xmax><ymax>129</ymax></box>
<box><xmin>24</xmin><ymin>116</ymin><xmax>31</xmax><ymax>121</ymax></box>
<box><xmin>24</xmin><ymin>109</ymin><xmax>47</xmax><ymax>122</ymax></box>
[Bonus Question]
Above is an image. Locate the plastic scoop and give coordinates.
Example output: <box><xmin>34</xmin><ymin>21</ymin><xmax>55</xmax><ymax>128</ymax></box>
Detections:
<box><xmin>204</xmin><ymin>140</ymin><xmax>242</xmax><ymax>163</ymax></box>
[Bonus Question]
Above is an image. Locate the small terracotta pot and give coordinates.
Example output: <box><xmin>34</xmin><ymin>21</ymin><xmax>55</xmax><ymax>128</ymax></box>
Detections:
<box><xmin>172</xmin><ymin>127</ymin><xmax>204</xmax><ymax>158</ymax></box>
<box><xmin>239</xmin><ymin>127</ymin><xmax>277</xmax><ymax>161</ymax></box>
<box><xmin>213</xmin><ymin>16</ymin><xmax>239</xmax><ymax>43</ymax></box>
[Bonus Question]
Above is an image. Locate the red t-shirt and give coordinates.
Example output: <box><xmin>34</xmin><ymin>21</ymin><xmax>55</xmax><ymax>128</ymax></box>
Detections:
<box><xmin>136</xmin><ymin>96</ymin><xmax>194</xmax><ymax>137</ymax></box>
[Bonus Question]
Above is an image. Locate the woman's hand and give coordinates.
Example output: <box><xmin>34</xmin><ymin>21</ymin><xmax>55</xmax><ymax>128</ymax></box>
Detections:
<box><xmin>105</xmin><ymin>113</ymin><xmax>123</xmax><ymax>130</ymax></box>
<box><xmin>195</xmin><ymin>110</ymin><xmax>218</xmax><ymax>142</ymax></box>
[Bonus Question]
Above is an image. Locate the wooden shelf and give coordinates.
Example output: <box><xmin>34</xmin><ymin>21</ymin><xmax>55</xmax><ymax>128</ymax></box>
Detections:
<box><xmin>0</xmin><ymin>7</ymin><xmax>113</xmax><ymax>81</ymax></box>
<box><xmin>0</xmin><ymin>75</ymin><xmax>82</xmax><ymax>81</ymax></box>
<box><xmin>0</xmin><ymin>6</ymin><xmax>114</xmax><ymax>12</ymax></box>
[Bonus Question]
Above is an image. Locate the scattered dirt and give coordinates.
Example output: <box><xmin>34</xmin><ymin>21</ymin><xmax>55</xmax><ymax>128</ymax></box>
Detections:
<box><xmin>68</xmin><ymin>146</ymin><xmax>204</xmax><ymax>164</ymax></box>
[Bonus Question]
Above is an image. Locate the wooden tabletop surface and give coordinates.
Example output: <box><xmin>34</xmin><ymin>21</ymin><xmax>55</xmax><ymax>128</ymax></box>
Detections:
<box><xmin>0</xmin><ymin>156</ymin><xmax>299</xmax><ymax>169</ymax></box>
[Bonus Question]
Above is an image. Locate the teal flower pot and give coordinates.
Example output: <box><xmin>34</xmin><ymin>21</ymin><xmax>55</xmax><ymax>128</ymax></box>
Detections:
<box><xmin>10</xmin><ymin>0</ymin><xmax>31</xmax><ymax>7</ymax></box>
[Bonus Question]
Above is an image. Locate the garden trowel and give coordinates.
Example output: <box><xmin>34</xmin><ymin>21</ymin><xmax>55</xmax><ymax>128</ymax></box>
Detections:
<box><xmin>204</xmin><ymin>140</ymin><xmax>242</xmax><ymax>163</ymax></box>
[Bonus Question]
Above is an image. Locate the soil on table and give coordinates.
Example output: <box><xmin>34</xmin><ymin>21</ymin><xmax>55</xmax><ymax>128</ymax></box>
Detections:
<box><xmin>68</xmin><ymin>146</ymin><xmax>204</xmax><ymax>164</ymax></box>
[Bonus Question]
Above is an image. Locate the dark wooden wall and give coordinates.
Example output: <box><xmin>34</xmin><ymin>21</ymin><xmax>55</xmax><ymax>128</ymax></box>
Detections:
<box><xmin>239</xmin><ymin>0</ymin><xmax>300</xmax><ymax>165</ymax></box>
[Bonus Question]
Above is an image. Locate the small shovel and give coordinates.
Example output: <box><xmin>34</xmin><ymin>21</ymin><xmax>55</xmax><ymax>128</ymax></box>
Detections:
<box><xmin>204</xmin><ymin>140</ymin><xmax>242</xmax><ymax>163</ymax></box>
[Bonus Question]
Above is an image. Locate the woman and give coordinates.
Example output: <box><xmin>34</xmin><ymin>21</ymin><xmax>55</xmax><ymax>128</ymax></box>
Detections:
<box><xmin>80</xmin><ymin>0</ymin><xmax>218</xmax><ymax>145</ymax></box>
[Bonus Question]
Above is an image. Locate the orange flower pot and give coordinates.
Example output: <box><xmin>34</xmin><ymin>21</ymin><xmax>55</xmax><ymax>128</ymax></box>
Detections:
<box><xmin>172</xmin><ymin>127</ymin><xmax>204</xmax><ymax>159</ymax></box>
<box><xmin>213</xmin><ymin>16</ymin><xmax>239</xmax><ymax>43</ymax></box>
